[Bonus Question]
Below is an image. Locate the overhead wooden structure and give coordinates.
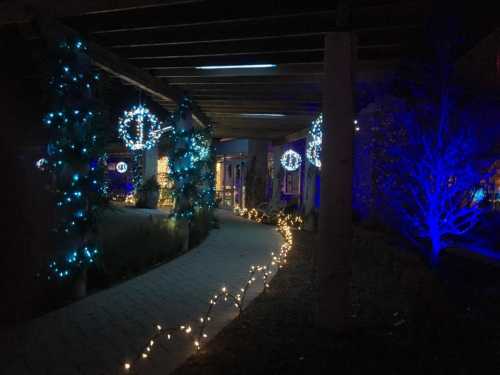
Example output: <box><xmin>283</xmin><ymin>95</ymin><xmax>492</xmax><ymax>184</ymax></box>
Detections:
<box><xmin>1</xmin><ymin>0</ymin><xmax>497</xmax><ymax>139</ymax></box>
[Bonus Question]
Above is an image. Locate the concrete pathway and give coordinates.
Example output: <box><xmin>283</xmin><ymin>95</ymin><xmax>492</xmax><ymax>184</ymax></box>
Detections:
<box><xmin>2</xmin><ymin>210</ymin><xmax>282</xmax><ymax>375</ymax></box>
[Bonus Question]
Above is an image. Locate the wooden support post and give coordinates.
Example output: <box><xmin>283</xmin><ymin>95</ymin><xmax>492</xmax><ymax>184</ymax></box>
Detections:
<box><xmin>270</xmin><ymin>145</ymin><xmax>284</xmax><ymax>209</ymax></box>
<box><xmin>143</xmin><ymin>146</ymin><xmax>158</xmax><ymax>182</ymax></box>
<box><xmin>303</xmin><ymin>156</ymin><xmax>319</xmax><ymax>231</ymax></box>
<box><xmin>246</xmin><ymin>140</ymin><xmax>269</xmax><ymax>208</ymax></box>
<box><xmin>316</xmin><ymin>31</ymin><xmax>355</xmax><ymax>331</ymax></box>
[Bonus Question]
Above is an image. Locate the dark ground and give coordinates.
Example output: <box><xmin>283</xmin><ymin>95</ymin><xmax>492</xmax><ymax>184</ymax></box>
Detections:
<box><xmin>172</xmin><ymin>226</ymin><xmax>500</xmax><ymax>375</ymax></box>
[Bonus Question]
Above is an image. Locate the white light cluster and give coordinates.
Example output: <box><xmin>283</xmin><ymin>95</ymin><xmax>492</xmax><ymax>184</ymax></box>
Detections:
<box><xmin>118</xmin><ymin>105</ymin><xmax>167</xmax><ymax>151</ymax></box>
<box><xmin>306</xmin><ymin>113</ymin><xmax>323</xmax><ymax>168</ymax></box>
<box><xmin>280</xmin><ymin>149</ymin><xmax>302</xmax><ymax>171</ymax></box>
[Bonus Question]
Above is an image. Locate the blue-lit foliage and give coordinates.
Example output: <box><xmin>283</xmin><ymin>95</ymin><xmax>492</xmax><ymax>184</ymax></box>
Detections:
<box><xmin>40</xmin><ymin>38</ymin><xmax>108</xmax><ymax>280</ymax></box>
<box><xmin>381</xmin><ymin>96</ymin><xmax>484</xmax><ymax>265</ymax></box>
<box><xmin>352</xmin><ymin>96</ymin><xmax>406</xmax><ymax>221</ymax></box>
<box><xmin>162</xmin><ymin>99</ymin><xmax>215</xmax><ymax>220</ymax></box>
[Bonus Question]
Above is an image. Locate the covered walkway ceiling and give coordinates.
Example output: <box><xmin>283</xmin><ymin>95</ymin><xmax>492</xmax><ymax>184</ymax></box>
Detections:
<box><xmin>2</xmin><ymin>0</ymin><xmax>496</xmax><ymax>140</ymax></box>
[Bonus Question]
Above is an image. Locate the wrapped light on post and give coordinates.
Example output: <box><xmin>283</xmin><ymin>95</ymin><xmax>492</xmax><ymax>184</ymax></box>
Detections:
<box><xmin>118</xmin><ymin>105</ymin><xmax>170</xmax><ymax>151</ymax></box>
<box><xmin>306</xmin><ymin>113</ymin><xmax>322</xmax><ymax>168</ymax></box>
<box><xmin>280</xmin><ymin>149</ymin><xmax>302</xmax><ymax>171</ymax></box>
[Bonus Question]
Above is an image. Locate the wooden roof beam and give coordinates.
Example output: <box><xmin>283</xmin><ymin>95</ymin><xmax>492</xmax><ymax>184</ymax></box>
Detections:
<box><xmin>0</xmin><ymin>0</ymin><xmax>201</xmax><ymax>24</ymax></box>
<box><xmin>34</xmin><ymin>15</ymin><xmax>210</xmax><ymax>127</ymax></box>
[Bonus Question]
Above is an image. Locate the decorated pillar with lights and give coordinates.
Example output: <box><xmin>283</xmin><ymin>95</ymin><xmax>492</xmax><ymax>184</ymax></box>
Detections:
<box><xmin>303</xmin><ymin>114</ymin><xmax>322</xmax><ymax>229</ymax></box>
<box><xmin>163</xmin><ymin>98</ymin><xmax>215</xmax><ymax>221</ymax></box>
<box><xmin>39</xmin><ymin>34</ymin><xmax>108</xmax><ymax>286</ymax></box>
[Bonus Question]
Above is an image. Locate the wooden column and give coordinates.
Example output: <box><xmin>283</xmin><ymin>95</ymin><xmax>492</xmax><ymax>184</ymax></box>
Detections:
<box><xmin>316</xmin><ymin>32</ymin><xmax>355</xmax><ymax>331</ymax></box>
<box><xmin>246</xmin><ymin>140</ymin><xmax>268</xmax><ymax>208</ymax></box>
<box><xmin>143</xmin><ymin>146</ymin><xmax>158</xmax><ymax>182</ymax></box>
<box><xmin>270</xmin><ymin>145</ymin><xmax>284</xmax><ymax>209</ymax></box>
<box><xmin>302</xmin><ymin>154</ymin><xmax>319</xmax><ymax>230</ymax></box>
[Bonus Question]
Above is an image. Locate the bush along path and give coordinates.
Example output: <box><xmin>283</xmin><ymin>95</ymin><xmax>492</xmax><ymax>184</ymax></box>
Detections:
<box><xmin>122</xmin><ymin>212</ymin><xmax>298</xmax><ymax>373</ymax></box>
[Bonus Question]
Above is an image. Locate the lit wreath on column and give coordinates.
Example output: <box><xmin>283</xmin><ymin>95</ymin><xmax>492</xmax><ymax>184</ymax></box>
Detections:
<box><xmin>280</xmin><ymin>149</ymin><xmax>302</xmax><ymax>171</ymax></box>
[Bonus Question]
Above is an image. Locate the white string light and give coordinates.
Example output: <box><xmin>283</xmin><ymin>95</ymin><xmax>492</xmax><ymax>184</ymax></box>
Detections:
<box><xmin>306</xmin><ymin>114</ymin><xmax>323</xmax><ymax>168</ymax></box>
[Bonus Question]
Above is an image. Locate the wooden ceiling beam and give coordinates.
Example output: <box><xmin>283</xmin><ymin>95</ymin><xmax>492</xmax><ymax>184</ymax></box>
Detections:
<box><xmin>106</xmin><ymin>25</ymin><xmax>418</xmax><ymax>49</ymax></box>
<box><xmin>0</xmin><ymin>0</ymin><xmax>200</xmax><ymax>25</ymax></box>
<box><xmin>35</xmin><ymin>16</ymin><xmax>210</xmax><ymax>127</ymax></box>
<box><xmin>123</xmin><ymin>44</ymin><xmax>400</xmax><ymax>61</ymax></box>
<box><xmin>70</xmin><ymin>2</ymin><xmax>423</xmax><ymax>35</ymax></box>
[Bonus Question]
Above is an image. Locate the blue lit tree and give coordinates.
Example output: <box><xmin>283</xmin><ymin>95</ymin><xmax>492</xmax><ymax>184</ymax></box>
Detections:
<box><xmin>41</xmin><ymin>37</ymin><xmax>108</xmax><ymax>280</ymax></box>
<box><xmin>357</xmin><ymin>23</ymin><xmax>491</xmax><ymax>265</ymax></box>
<box><xmin>381</xmin><ymin>84</ymin><xmax>485</xmax><ymax>265</ymax></box>
<box><xmin>385</xmin><ymin>103</ymin><xmax>481</xmax><ymax>264</ymax></box>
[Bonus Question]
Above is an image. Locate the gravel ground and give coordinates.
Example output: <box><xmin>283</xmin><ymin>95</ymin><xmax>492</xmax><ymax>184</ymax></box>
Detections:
<box><xmin>172</xmin><ymin>227</ymin><xmax>500</xmax><ymax>375</ymax></box>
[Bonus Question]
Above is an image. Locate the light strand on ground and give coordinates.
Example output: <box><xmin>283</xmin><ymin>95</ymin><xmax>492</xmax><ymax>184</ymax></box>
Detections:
<box><xmin>122</xmin><ymin>211</ymin><xmax>297</xmax><ymax>373</ymax></box>
<box><xmin>234</xmin><ymin>207</ymin><xmax>303</xmax><ymax>230</ymax></box>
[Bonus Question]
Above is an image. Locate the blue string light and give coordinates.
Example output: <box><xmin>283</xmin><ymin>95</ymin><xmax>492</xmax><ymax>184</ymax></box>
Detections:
<box><xmin>38</xmin><ymin>38</ymin><xmax>107</xmax><ymax>280</ymax></box>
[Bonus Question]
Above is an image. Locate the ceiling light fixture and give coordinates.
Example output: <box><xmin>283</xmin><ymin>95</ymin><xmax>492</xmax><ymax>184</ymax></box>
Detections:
<box><xmin>240</xmin><ymin>113</ymin><xmax>286</xmax><ymax>118</ymax></box>
<box><xmin>196</xmin><ymin>64</ymin><xmax>277</xmax><ymax>70</ymax></box>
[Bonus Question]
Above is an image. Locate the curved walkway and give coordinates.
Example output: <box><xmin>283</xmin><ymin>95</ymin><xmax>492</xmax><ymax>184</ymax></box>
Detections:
<box><xmin>3</xmin><ymin>210</ymin><xmax>282</xmax><ymax>375</ymax></box>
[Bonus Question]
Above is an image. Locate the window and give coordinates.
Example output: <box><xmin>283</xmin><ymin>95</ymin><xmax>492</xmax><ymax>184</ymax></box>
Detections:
<box><xmin>284</xmin><ymin>170</ymin><xmax>300</xmax><ymax>195</ymax></box>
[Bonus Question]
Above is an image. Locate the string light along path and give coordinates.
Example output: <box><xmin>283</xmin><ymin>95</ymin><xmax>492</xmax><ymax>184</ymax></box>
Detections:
<box><xmin>1</xmin><ymin>210</ymin><xmax>283</xmax><ymax>374</ymax></box>
<box><xmin>123</xmin><ymin>210</ymin><xmax>300</xmax><ymax>373</ymax></box>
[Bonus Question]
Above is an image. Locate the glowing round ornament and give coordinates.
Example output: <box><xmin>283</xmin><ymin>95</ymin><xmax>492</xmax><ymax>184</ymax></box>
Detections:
<box><xmin>118</xmin><ymin>105</ymin><xmax>164</xmax><ymax>151</ymax></box>
<box><xmin>306</xmin><ymin>113</ymin><xmax>322</xmax><ymax>168</ymax></box>
<box><xmin>116</xmin><ymin>161</ymin><xmax>128</xmax><ymax>174</ymax></box>
<box><xmin>280</xmin><ymin>149</ymin><xmax>302</xmax><ymax>171</ymax></box>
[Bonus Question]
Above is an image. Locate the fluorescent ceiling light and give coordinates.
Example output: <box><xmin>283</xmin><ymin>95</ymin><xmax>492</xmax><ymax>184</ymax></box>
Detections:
<box><xmin>240</xmin><ymin>113</ymin><xmax>286</xmax><ymax>118</ymax></box>
<box><xmin>196</xmin><ymin>64</ymin><xmax>277</xmax><ymax>70</ymax></box>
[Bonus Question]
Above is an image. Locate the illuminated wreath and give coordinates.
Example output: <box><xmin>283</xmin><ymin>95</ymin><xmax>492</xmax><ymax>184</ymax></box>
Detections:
<box><xmin>281</xmin><ymin>149</ymin><xmax>302</xmax><ymax>171</ymax></box>
<box><xmin>118</xmin><ymin>105</ymin><xmax>164</xmax><ymax>151</ymax></box>
<box><xmin>306</xmin><ymin>113</ymin><xmax>322</xmax><ymax>168</ymax></box>
<box><xmin>116</xmin><ymin>161</ymin><xmax>128</xmax><ymax>174</ymax></box>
